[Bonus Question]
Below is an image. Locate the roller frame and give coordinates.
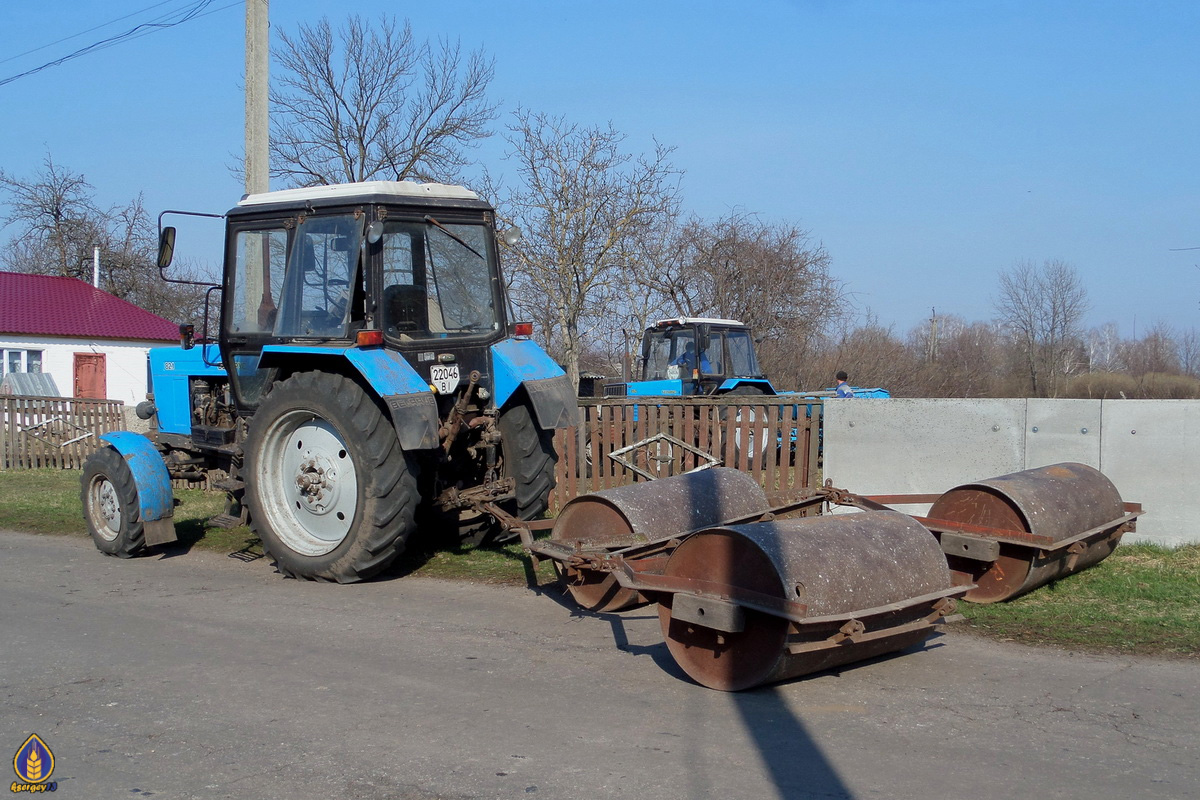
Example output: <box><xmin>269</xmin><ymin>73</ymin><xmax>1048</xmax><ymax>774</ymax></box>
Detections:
<box><xmin>835</xmin><ymin>491</ymin><xmax>1143</xmax><ymax>575</ymax></box>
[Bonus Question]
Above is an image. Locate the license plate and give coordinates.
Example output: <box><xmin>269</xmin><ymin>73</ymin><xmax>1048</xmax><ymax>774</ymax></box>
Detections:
<box><xmin>430</xmin><ymin>364</ymin><xmax>460</xmax><ymax>394</ymax></box>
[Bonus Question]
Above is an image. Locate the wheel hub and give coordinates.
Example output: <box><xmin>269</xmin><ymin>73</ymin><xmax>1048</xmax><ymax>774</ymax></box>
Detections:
<box><xmin>260</xmin><ymin>413</ymin><xmax>359</xmax><ymax>557</ymax></box>
<box><xmin>295</xmin><ymin>457</ymin><xmax>340</xmax><ymax>511</ymax></box>
<box><xmin>94</xmin><ymin>478</ymin><xmax>121</xmax><ymax>539</ymax></box>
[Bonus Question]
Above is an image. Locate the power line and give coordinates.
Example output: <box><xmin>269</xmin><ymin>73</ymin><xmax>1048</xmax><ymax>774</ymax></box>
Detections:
<box><xmin>0</xmin><ymin>1</ymin><xmax>187</xmax><ymax>66</ymax></box>
<box><xmin>0</xmin><ymin>1</ymin><xmax>237</xmax><ymax>89</ymax></box>
<box><xmin>63</xmin><ymin>1</ymin><xmax>241</xmax><ymax>61</ymax></box>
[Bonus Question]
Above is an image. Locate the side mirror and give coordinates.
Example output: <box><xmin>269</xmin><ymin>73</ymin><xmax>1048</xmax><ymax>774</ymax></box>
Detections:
<box><xmin>158</xmin><ymin>227</ymin><xmax>177</xmax><ymax>269</ymax></box>
<box><xmin>501</xmin><ymin>226</ymin><xmax>522</xmax><ymax>247</ymax></box>
<box><xmin>366</xmin><ymin>220</ymin><xmax>384</xmax><ymax>244</ymax></box>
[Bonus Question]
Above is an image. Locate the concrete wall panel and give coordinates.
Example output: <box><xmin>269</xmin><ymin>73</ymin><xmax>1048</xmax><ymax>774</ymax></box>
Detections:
<box><xmin>1099</xmin><ymin>400</ymin><xmax>1200</xmax><ymax>547</ymax></box>
<box><xmin>1025</xmin><ymin>399</ymin><xmax>1102</xmax><ymax>470</ymax></box>
<box><xmin>823</xmin><ymin>399</ymin><xmax>1026</xmax><ymax>495</ymax></box>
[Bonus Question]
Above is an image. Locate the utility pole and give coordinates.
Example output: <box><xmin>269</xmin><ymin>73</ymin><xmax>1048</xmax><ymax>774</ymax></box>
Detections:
<box><xmin>244</xmin><ymin>0</ymin><xmax>269</xmax><ymax>195</ymax></box>
<box><xmin>928</xmin><ymin>307</ymin><xmax>939</xmax><ymax>363</ymax></box>
<box><xmin>244</xmin><ymin>0</ymin><xmax>270</xmax><ymax>324</ymax></box>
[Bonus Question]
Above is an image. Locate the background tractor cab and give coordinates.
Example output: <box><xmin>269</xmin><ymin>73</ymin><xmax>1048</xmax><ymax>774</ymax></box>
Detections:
<box><xmin>628</xmin><ymin>318</ymin><xmax>775</xmax><ymax>397</ymax></box>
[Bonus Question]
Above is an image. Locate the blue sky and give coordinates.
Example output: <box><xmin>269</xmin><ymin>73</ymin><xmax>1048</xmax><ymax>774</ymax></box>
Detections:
<box><xmin>1</xmin><ymin>1</ymin><xmax>1196</xmax><ymax>338</ymax></box>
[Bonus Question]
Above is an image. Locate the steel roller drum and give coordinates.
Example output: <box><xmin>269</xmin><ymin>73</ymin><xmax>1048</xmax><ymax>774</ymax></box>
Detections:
<box><xmin>928</xmin><ymin>462</ymin><xmax>1127</xmax><ymax>603</ymax></box>
<box><xmin>551</xmin><ymin>468</ymin><xmax>770</xmax><ymax>612</ymax></box>
<box><xmin>657</xmin><ymin>511</ymin><xmax>954</xmax><ymax>691</ymax></box>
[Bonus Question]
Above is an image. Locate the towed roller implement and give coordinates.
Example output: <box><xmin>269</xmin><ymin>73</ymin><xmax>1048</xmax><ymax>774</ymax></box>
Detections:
<box><xmin>509</xmin><ymin>462</ymin><xmax>1139</xmax><ymax>691</ymax></box>
<box><xmin>516</xmin><ymin>468</ymin><xmax>964</xmax><ymax>691</ymax></box>
<box><xmin>546</xmin><ymin>468</ymin><xmax>773</xmax><ymax>612</ymax></box>
<box><xmin>642</xmin><ymin>513</ymin><xmax>960</xmax><ymax>691</ymax></box>
<box><xmin>841</xmin><ymin>462</ymin><xmax>1143</xmax><ymax>604</ymax></box>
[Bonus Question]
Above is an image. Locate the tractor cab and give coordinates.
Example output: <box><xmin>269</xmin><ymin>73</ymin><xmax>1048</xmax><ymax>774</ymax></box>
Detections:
<box><xmin>632</xmin><ymin>318</ymin><xmax>773</xmax><ymax>397</ymax></box>
<box><xmin>220</xmin><ymin>182</ymin><xmax>512</xmax><ymax>412</ymax></box>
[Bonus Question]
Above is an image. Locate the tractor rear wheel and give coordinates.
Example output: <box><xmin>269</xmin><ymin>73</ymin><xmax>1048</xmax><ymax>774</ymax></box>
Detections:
<box><xmin>499</xmin><ymin>401</ymin><xmax>558</xmax><ymax>522</ymax></box>
<box><xmin>81</xmin><ymin>445</ymin><xmax>147</xmax><ymax>558</ymax></box>
<box><xmin>244</xmin><ymin>371</ymin><xmax>419</xmax><ymax>583</ymax></box>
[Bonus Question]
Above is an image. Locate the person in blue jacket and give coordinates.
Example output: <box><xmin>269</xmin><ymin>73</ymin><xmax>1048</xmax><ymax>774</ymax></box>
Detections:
<box><xmin>674</xmin><ymin>341</ymin><xmax>712</xmax><ymax>373</ymax></box>
<box><xmin>835</xmin><ymin>370</ymin><xmax>855</xmax><ymax>398</ymax></box>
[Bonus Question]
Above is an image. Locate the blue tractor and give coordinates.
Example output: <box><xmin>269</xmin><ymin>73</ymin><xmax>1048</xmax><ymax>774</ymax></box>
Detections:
<box><xmin>81</xmin><ymin>181</ymin><xmax>576</xmax><ymax>582</ymax></box>
<box><xmin>607</xmin><ymin>317</ymin><xmax>778</xmax><ymax>399</ymax></box>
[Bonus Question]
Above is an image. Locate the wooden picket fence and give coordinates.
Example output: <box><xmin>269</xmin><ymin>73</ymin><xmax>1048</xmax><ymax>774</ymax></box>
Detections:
<box><xmin>1</xmin><ymin>393</ymin><xmax>823</xmax><ymax>512</ymax></box>
<box><xmin>549</xmin><ymin>396</ymin><xmax>823</xmax><ymax>510</ymax></box>
<box><xmin>1</xmin><ymin>395</ymin><xmax>126</xmax><ymax>470</ymax></box>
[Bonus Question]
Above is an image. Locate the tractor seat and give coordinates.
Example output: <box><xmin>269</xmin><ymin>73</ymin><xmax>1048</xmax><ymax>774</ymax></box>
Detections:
<box><xmin>383</xmin><ymin>284</ymin><xmax>427</xmax><ymax>334</ymax></box>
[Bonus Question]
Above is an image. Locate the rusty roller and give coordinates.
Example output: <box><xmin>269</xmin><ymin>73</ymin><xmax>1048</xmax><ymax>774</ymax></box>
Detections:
<box><xmin>550</xmin><ymin>468</ymin><xmax>770</xmax><ymax>612</ymax></box>
<box><xmin>654</xmin><ymin>511</ymin><xmax>960</xmax><ymax>691</ymax></box>
<box><xmin>927</xmin><ymin>462</ymin><xmax>1131</xmax><ymax>603</ymax></box>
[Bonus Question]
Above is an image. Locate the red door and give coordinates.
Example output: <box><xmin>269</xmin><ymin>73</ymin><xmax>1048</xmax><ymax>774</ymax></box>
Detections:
<box><xmin>73</xmin><ymin>353</ymin><xmax>107</xmax><ymax>399</ymax></box>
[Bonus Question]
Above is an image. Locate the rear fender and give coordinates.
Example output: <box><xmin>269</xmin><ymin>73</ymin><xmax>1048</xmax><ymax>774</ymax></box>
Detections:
<box><xmin>99</xmin><ymin>432</ymin><xmax>177</xmax><ymax>546</ymax></box>
<box><xmin>716</xmin><ymin>379</ymin><xmax>777</xmax><ymax>395</ymax></box>
<box><xmin>491</xmin><ymin>339</ymin><xmax>577</xmax><ymax>429</ymax></box>
<box><xmin>260</xmin><ymin>345</ymin><xmax>440</xmax><ymax>450</ymax></box>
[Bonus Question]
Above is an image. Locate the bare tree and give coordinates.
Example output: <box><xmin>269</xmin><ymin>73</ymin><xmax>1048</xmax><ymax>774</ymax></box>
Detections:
<box><xmin>0</xmin><ymin>155</ymin><xmax>208</xmax><ymax>323</ymax></box>
<box><xmin>0</xmin><ymin>153</ymin><xmax>103</xmax><ymax>278</ymax></box>
<box><xmin>812</xmin><ymin>318</ymin><xmax>916</xmax><ymax>395</ymax></box>
<box><xmin>906</xmin><ymin>315</ymin><xmax>1007</xmax><ymax>397</ymax></box>
<box><xmin>994</xmin><ymin>258</ymin><xmax>1089</xmax><ymax>396</ymax></box>
<box><xmin>1085</xmin><ymin>322</ymin><xmax>1122</xmax><ymax>372</ymax></box>
<box><xmin>269</xmin><ymin>15</ymin><xmax>498</xmax><ymax>186</ymax></box>
<box><xmin>1179</xmin><ymin>327</ymin><xmax>1200</xmax><ymax>378</ymax></box>
<box><xmin>488</xmin><ymin>109</ymin><xmax>682</xmax><ymax>390</ymax></box>
<box><xmin>1120</xmin><ymin>322</ymin><xmax>1181</xmax><ymax>377</ymax></box>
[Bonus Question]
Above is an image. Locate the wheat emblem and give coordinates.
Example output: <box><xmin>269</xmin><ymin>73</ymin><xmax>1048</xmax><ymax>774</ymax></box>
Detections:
<box><xmin>13</xmin><ymin>734</ymin><xmax>54</xmax><ymax>784</ymax></box>
<box><xmin>25</xmin><ymin>749</ymin><xmax>42</xmax><ymax>781</ymax></box>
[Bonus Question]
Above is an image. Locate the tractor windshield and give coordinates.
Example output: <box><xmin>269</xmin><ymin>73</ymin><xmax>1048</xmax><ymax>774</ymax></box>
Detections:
<box><xmin>380</xmin><ymin>220</ymin><xmax>499</xmax><ymax>339</ymax></box>
<box><xmin>643</xmin><ymin>327</ymin><xmax>720</xmax><ymax>380</ymax></box>
<box><xmin>718</xmin><ymin>327</ymin><xmax>763</xmax><ymax>377</ymax></box>
<box><xmin>272</xmin><ymin>213</ymin><xmax>364</xmax><ymax>339</ymax></box>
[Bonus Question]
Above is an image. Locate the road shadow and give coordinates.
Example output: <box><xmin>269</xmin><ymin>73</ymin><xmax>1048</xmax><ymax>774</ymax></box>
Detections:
<box><xmin>597</xmin><ymin>607</ymin><xmax>864</xmax><ymax>799</ymax></box>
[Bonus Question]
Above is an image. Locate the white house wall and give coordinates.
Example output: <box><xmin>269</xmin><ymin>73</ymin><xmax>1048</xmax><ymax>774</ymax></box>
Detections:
<box><xmin>0</xmin><ymin>334</ymin><xmax>169</xmax><ymax>405</ymax></box>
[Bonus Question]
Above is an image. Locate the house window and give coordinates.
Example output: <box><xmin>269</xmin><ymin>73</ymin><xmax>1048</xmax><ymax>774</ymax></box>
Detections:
<box><xmin>1</xmin><ymin>349</ymin><xmax>42</xmax><ymax>375</ymax></box>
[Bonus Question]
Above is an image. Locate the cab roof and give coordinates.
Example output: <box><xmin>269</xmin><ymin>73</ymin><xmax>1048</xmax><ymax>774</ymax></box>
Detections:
<box><xmin>239</xmin><ymin>180</ymin><xmax>478</xmax><ymax>206</ymax></box>
<box><xmin>650</xmin><ymin>317</ymin><xmax>748</xmax><ymax>329</ymax></box>
<box><xmin>230</xmin><ymin>180</ymin><xmax>489</xmax><ymax>216</ymax></box>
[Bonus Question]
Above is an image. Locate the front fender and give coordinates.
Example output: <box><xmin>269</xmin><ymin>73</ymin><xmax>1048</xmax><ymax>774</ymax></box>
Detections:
<box><xmin>99</xmin><ymin>432</ymin><xmax>177</xmax><ymax>546</ymax></box>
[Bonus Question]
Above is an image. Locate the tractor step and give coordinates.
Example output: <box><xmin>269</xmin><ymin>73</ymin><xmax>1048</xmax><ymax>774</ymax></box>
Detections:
<box><xmin>211</xmin><ymin>477</ymin><xmax>245</xmax><ymax>493</ymax></box>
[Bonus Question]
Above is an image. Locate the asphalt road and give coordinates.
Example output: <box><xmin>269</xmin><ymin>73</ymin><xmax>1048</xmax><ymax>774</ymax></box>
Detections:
<box><xmin>2</xmin><ymin>530</ymin><xmax>1197</xmax><ymax>800</ymax></box>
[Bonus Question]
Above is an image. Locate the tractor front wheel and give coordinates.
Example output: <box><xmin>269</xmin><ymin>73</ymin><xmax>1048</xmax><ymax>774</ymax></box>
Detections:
<box><xmin>81</xmin><ymin>446</ymin><xmax>147</xmax><ymax>558</ymax></box>
<box><xmin>244</xmin><ymin>371</ymin><xmax>419</xmax><ymax>583</ymax></box>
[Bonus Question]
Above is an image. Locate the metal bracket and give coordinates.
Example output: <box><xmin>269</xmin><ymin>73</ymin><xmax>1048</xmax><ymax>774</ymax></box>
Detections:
<box><xmin>939</xmin><ymin>531</ymin><xmax>1001</xmax><ymax>562</ymax></box>
<box><xmin>671</xmin><ymin>593</ymin><xmax>746</xmax><ymax>633</ymax></box>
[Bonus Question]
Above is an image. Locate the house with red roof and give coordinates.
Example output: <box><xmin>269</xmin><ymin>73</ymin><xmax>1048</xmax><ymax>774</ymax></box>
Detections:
<box><xmin>0</xmin><ymin>272</ymin><xmax>179</xmax><ymax>404</ymax></box>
